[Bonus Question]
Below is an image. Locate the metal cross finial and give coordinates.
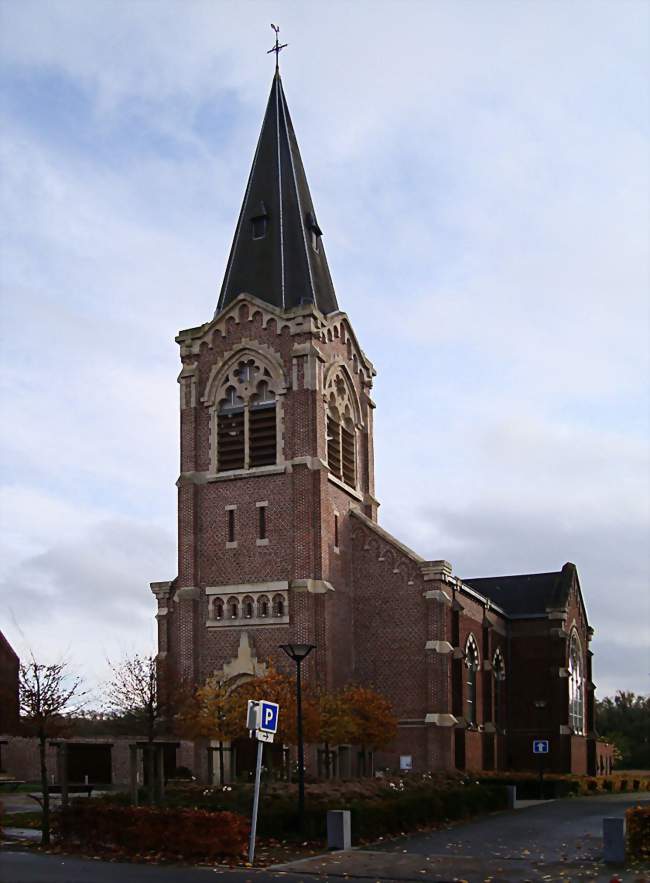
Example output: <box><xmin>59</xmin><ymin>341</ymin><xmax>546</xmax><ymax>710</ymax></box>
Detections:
<box><xmin>267</xmin><ymin>24</ymin><xmax>287</xmax><ymax>72</ymax></box>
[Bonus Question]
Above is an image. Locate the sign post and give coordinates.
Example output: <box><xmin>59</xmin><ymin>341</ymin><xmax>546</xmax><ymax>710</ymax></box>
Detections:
<box><xmin>532</xmin><ymin>739</ymin><xmax>549</xmax><ymax>800</ymax></box>
<box><xmin>247</xmin><ymin>700</ymin><xmax>279</xmax><ymax>865</ymax></box>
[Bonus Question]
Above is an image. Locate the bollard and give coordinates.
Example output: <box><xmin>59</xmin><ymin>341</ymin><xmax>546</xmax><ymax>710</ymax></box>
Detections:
<box><xmin>506</xmin><ymin>785</ymin><xmax>517</xmax><ymax>809</ymax></box>
<box><xmin>603</xmin><ymin>817</ymin><xmax>626</xmax><ymax>863</ymax></box>
<box><xmin>327</xmin><ymin>810</ymin><xmax>352</xmax><ymax>850</ymax></box>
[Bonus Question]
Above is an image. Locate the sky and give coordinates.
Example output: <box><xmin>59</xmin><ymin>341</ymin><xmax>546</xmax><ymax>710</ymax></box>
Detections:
<box><xmin>0</xmin><ymin>0</ymin><xmax>648</xmax><ymax>703</ymax></box>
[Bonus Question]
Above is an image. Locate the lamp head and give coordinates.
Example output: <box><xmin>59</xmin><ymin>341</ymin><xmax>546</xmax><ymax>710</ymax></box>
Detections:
<box><xmin>533</xmin><ymin>699</ymin><xmax>548</xmax><ymax>709</ymax></box>
<box><xmin>279</xmin><ymin>643</ymin><xmax>315</xmax><ymax>663</ymax></box>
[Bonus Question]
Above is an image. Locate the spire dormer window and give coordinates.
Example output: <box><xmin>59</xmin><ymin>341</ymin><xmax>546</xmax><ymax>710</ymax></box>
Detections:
<box><xmin>306</xmin><ymin>211</ymin><xmax>322</xmax><ymax>253</ymax></box>
<box><xmin>251</xmin><ymin>202</ymin><xmax>269</xmax><ymax>240</ymax></box>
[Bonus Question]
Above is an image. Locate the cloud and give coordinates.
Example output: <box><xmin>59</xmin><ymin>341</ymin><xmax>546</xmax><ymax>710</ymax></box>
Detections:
<box><xmin>0</xmin><ymin>0</ymin><xmax>647</xmax><ymax>698</ymax></box>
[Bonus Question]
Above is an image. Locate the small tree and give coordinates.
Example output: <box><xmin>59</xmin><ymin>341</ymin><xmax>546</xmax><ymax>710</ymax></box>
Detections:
<box><xmin>104</xmin><ymin>653</ymin><xmax>166</xmax><ymax>803</ymax></box>
<box><xmin>19</xmin><ymin>657</ymin><xmax>85</xmax><ymax>845</ymax></box>
<box><xmin>341</xmin><ymin>685</ymin><xmax>398</xmax><ymax>776</ymax></box>
<box><xmin>178</xmin><ymin>676</ymin><xmax>241</xmax><ymax>784</ymax></box>
<box><xmin>318</xmin><ymin>689</ymin><xmax>354</xmax><ymax>778</ymax></box>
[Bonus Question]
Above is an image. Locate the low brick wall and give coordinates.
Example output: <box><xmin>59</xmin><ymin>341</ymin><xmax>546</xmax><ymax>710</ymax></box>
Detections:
<box><xmin>0</xmin><ymin>734</ymin><xmax>195</xmax><ymax>786</ymax></box>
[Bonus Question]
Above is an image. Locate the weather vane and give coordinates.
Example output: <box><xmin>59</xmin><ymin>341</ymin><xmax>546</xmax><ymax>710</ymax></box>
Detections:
<box><xmin>267</xmin><ymin>24</ymin><xmax>287</xmax><ymax>72</ymax></box>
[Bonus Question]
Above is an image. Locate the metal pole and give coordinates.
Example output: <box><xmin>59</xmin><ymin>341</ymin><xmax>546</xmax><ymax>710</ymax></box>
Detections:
<box><xmin>248</xmin><ymin>739</ymin><xmax>264</xmax><ymax>865</ymax></box>
<box><xmin>297</xmin><ymin>658</ymin><xmax>305</xmax><ymax>825</ymax></box>
<box><xmin>538</xmin><ymin>752</ymin><xmax>544</xmax><ymax>800</ymax></box>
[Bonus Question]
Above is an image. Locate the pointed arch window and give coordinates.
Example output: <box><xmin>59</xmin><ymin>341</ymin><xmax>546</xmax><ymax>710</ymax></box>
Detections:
<box><xmin>465</xmin><ymin>635</ymin><xmax>480</xmax><ymax>726</ymax></box>
<box><xmin>325</xmin><ymin>369</ymin><xmax>359</xmax><ymax>489</ymax></box>
<box><xmin>492</xmin><ymin>648</ymin><xmax>506</xmax><ymax>729</ymax></box>
<box><xmin>213</xmin><ymin>358</ymin><xmax>281</xmax><ymax>473</ymax></box>
<box><xmin>568</xmin><ymin>632</ymin><xmax>584</xmax><ymax>734</ymax></box>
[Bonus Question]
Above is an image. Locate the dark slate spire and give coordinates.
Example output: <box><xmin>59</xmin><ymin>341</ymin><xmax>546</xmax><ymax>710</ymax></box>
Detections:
<box><xmin>216</xmin><ymin>72</ymin><xmax>339</xmax><ymax>315</ymax></box>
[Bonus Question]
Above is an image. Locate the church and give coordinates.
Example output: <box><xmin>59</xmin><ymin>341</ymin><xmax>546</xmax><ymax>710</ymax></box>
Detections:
<box><xmin>151</xmin><ymin>67</ymin><xmax>603</xmax><ymax>779</ymax></box>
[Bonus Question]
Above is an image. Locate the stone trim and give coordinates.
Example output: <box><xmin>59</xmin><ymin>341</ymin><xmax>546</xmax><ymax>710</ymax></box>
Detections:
<box><xmin>327</xmin><ymin>472</ymin><xmax>364</xmax><ymax>501</ymax></box>
<box><xmin>551</xmin><ymin>627</ymin><xmax>570</xmax><ymax>639</ymax></box>
<box><xmin>420</xmin><ymin>560</ymin><xmax>453</xmax><ymax>581</ymax></box>
<box><xmin>174</xmin><ymin>586</ymin><xmax>201</xmax><ymax>601</ymax></box>
<box><xmin>256</xmin><ymin>538</ymin><xmax>269</xmax><ymax>547</ymax></box>
<box><xmin>290</xmin><ymin>579</ymin><xmax>335</xmax><ymax>594</ymax></box>
<box><xmin>206</xmin><ymin>581</ymin><xmax>288</xmax><ymax>594</ymax></box>
<box><xmin>210</xmin><ymin>464</ymin><xmax>287</xmax><ymax>481</ymax></box>
<box><xmin>150</xmin><ymin>581</ymin><xmax>174</xmax><ymax>600</ymax></box>
<box><xmin>423</xmin><ymin>589</ymin><xmax>452</xmax><ymax>604</ymax></box>
<box><xmin>425</xmin><ymin>713</ymin><xmax>458</xmax><ymax>727</ymax></box>
<box><xmin>425</xmin><ymin>640</ymin><xmax>454</xmax><ymax>654</ymax></box>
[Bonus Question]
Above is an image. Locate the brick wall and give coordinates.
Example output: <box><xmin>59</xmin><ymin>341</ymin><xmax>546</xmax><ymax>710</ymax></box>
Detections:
<box><xmin>0</xmin><ymin>631</ymin><xmax>19</xmax><ymax>734</ymax></box>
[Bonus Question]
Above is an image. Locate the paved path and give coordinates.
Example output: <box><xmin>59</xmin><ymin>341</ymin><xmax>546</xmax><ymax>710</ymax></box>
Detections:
<box><xmin>273</xmin><ymin>792</ymin><xmax>650</xmax><ymax>881</ymax></box>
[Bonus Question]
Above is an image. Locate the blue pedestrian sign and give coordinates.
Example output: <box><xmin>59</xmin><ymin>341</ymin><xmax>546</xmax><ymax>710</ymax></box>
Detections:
<box><xmin>533</xmin><ymin>739</ymin><xmax>549</xmax><ymax>754</ymax></box>
<box><xmin>259</xmin><ymin>700</ymin><xmax>279</xmax><ymax>735</ymax></box>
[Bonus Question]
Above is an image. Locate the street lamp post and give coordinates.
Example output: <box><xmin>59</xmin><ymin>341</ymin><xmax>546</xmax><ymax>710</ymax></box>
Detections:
<box><xmin>534</xmin><ymin>699</ymin><xmax>548</xmax><ymax>800</ymax></box>
<box><xmin>279</xmin><ymin>643</ymin><xmax>315</xmax><ymax>826</ymax></box>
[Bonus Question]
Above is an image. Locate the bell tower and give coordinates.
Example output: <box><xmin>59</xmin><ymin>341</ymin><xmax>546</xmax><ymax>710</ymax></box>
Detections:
<box><xmin>152</xmin><ymin>70</ymin><xmax>378</xmax><ymax>700</ymax></box>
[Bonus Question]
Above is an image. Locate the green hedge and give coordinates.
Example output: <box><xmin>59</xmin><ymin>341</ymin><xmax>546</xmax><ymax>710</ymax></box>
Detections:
<box><xmin>195</xmin><ymin>782</ymin><xmax>507</xmax><ymax>842</ymax></box>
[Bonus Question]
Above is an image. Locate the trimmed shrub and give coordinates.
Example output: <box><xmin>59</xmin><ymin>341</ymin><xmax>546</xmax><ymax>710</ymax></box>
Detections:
<box><xmin>53</xmin><ymin>801</ymin><xmax>248</xmax><ymax>860</ymax></box>
<box><xmin>626</xmin><ymin>805</ymin><xmax>650</xmax><ymax>860</ymax></box>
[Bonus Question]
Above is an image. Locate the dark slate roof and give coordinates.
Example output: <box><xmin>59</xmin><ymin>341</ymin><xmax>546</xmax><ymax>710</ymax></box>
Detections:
<box><xmin>215</xmin><ymin>72</ymin><xmax>338</xmax><ymax>316</ymax></box>
<box><xmin>463</xmin><ymin>563</ymin><xmax>576</xmax><ymax>616</ymax></box>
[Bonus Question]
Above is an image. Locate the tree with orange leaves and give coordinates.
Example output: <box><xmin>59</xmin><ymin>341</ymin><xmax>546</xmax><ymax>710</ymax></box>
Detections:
<box><xmin>228</xmin><ymin>666</ymin><xmax>320</xmax><ymax>746</ymax></box>
<box><xmin>340</xmin><ymin>685</ymin><xmax>398</xmax><ymax>776</ymax></box>
<box><xmin>177</xmin><ymin>676</ymin><xmax>243</xmax><ymax>784</ymax></box>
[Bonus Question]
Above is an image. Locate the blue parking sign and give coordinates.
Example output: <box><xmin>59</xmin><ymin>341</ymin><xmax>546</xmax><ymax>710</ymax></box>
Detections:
<box><xmin>533</xmin><ymin>739</ymin><xmax>549</xmax><ymax>754</ymax></box>
<box><xmin>259</xmin><ymin>701</ymin><xmax>279</xmax><ymax>734</ymax></box>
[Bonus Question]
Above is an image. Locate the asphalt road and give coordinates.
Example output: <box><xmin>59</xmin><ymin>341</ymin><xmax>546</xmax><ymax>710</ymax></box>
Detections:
<box><xmin>0</xmin><ymin>851</ymin><xmax>329</xmax><ymax>883</ymax></box>
<box><xmin>375</xmin><ymin>792</ymin><xmax>648</xmax><ymax>863</ymax></box>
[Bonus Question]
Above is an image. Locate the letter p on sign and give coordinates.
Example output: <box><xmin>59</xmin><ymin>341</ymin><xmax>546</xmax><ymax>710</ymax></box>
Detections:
<box><xmin>259</xmin><ymin>701</ymin><xmax>279</xmax><ymax>734</ymax></box>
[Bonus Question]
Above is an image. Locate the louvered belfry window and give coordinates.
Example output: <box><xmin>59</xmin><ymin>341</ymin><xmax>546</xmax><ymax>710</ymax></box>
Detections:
<box><xmin>325</xmin><ymin>367</ymin><xmax>359</xmax><ymax>490</ymax></box>
<box><xmin>341</xmin><ymin>419</ymin><xmax>356</xmax><ymax>486</ymax></box>
<box><xmin>249</xmin><ymin>382</ymin><xmax>277</xmax><ymax>467</ymax></box>
<box><xmin>215</xmin><ymin>362</ymin><xmax>279</xmax><ymax>473</ymax></box>
<box><xmin>327</xmin><ymin>413</ymin><xmax>342</xmax><ymax>479</ymax></box>
<box><xmin>217</xmin><ymin>387</ymin><xmax>245</xmax><ymax>471</ymax></box>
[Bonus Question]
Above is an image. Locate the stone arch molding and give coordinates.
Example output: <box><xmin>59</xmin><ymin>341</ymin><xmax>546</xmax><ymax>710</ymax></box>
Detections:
<box><xmin>202</xmin><ymin>343</ymin><xmax>288</xmax><ymax>408</ymax></box>
<box><xmin>323</xmin><ymin>360</ymin><xmax>363</xmax><ymax>429</ymax></box>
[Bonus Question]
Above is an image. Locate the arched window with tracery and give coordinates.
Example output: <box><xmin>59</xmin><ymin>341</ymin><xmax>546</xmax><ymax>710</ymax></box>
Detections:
<box><xmin>465</xmin><ymin>635</ymin><xmax>480</xmax><ymax>726</ymax></box>
<box><xmin>568</xmin><ymin>631</ymin><xmax>584</xmax><ymax>734</ymax></box>
<box><xmin>209</xmin><ymin>354</ymin><xmax>283</xmax><ymax>473</ymax></box>
<box><xmin>213</xmin><ymin>597</ymin><xmax>224</xmax><ymax>620</ymax></box>
<box><xmin>227</xmin><ymin>596</ymin><xmax>239</xmax><ymax>619</ymax></box>
<box><xmin>325</xmin><ymin>367</ymin><xmax>359</xmax><ymax>488</ymax></box>
<box><xmin>492</xmin><ymin>648</ymin><xmax>506</xmax><ymax>728</ymax></box>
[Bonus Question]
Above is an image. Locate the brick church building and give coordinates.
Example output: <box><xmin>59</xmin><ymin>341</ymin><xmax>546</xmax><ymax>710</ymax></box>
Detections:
<box><xmin>152</xmin><ymin>69</ymin><xmax>602</xmax><ymax>778</ymax></box>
